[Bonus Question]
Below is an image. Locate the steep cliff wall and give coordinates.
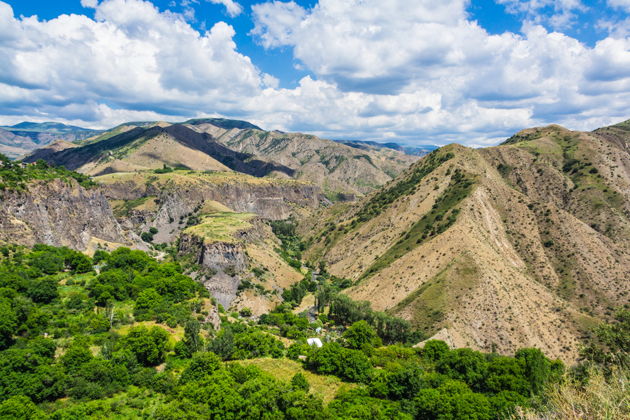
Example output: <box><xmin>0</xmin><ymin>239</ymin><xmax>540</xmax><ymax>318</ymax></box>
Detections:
<box><xmin>178</xmin><ymin>216</ymin><xmax>303</xmax><ymax>313</ymax></box>
<box><xmin>0</xmin><ymin>179</ymin><xmax>137</xmax><ymax>252</ymax></box>
<box><xmin>96</xmin><ymin>171</ymin><xmax>321</xmax><ymax>242</ymax></box>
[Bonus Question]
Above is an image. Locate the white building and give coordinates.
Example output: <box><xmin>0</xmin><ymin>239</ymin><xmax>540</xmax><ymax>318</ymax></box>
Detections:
<box><xmin>307</xmin><ymin>337</ymin><xmax>323</xmax><ymax>348</ymax></box>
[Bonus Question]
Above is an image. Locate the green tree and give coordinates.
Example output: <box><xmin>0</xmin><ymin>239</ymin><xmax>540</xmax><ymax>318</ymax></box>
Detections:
<box><xmin>343</xmin><ymin>320</ymin><xmax>382</xmax><ymax>350</ymax></box>
<box><xmin>183</xmin><ymin>319</ymin><xmax>202</xmax><ymax>355</ymax></box>
<box><xmin>291</xmin><ymin>372</ymin><xmax>310</xmax><ymax>392</ymax></box>
<box><xmin>307</xmin><ymin>342</ymin><xmax>372</xmax><ymax>382</ymax></box>
<box><xmin>28</xmin><ymin>251</ymin><xmax>63</xmax><ymax>275</ymax></box>
<box><xmin>420</xmin><ymin>340</ymin><xmax>450</xmax><ymax>362</ymax></box>
<box><xmin>69</xmin><ymin>253</ymin><xmax>93</xmax><ymax>274</ymax></box>
<box><xmin>369</xmin><ymin>365</ymin><xmax>425</xmax><ymax>400</ymax></box>
<box><xmin>0</xmin><ymin>299</ymin><xmax>16</xmax><ymax>349</ymax></box>
<box><xmin>27</xmin><ymin>277</ymin><xmax>59</xmax><ymax>303</ymax></box>
<box><xmin>515</xmin><ymin>348</ymin><xmax>559</xmax><ymax>396</ymax></box>
<box><xmin>180</xmin><ymin>352</ymin><xmax>222</xmax><ymax>383</ymax></box>
<box><xmin>231</xmin><ymin>329</ymin><xmax>285</xmax><ymax>360</ymax></box>
<box><xmin>580</xmin><ymin>308</ymin><xmax>629</xmax><ymax>371</ymax></box>
<box><xmin>437</xmin><ymin>348</ymin><xmax>489</xmax><ymax>392</ymax></box>
<box><xmin>0</xmin><ymin>395</ymin><xmax>45</xmax><ymax>420</ymax></box>
<box><xmin>61</xmin><ymin>343</ymin><xmax>93</xmax><ymax>370</ymax></box>
<box><xmin>413</xmin><ymin>380</ymin><xmax>492</xmax><ymax>420</ymax></box>
<box><xmin>121</xmin><ymin>326</ymin><xmax>169</xmax><ymax>366</ymax></box>
<box><xmin>133</xmin><ymin>288</ymin><xmax>162</xmax><ymax>320</ymax></box>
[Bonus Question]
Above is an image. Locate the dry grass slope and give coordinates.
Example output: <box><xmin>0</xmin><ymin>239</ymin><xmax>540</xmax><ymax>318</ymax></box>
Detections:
<box><xmin>303</xmin><ymin>123</ymin><xmax>630</xmax><ymax>362</ymax></box>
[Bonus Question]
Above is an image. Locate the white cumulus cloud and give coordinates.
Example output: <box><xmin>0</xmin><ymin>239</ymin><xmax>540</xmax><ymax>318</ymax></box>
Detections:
<box><xmin>0</xmin><ymin>0</ymin><xmax>628</xmax><ymax>146</ymax></box>
<box><xmin>80</xmin><ymin>0</ymin><xmax>99</xmax><ymax>8</ymax></box>
<box><xmin>608</xmin><ymin>0</ymin><xmax>630</xmax><ymax>11</ymax></box>
<box><xmin>249</xmin><ymin>0</ymin><xmax>630</xmax><ymax>141</ymax></box>
<box><xmin>208</xmin><ymin>0</ymin><xmax>243</xmax><ymax>17</ymax></box>
<box><xmin>0</xmin><ymin>0</ymin><xmax>267</xmax><ymax>124</ymax></box>
<box><xmin>496</xmin><ymin>0</ymin><xmax>587</xmax><ymax>29</ymax></box>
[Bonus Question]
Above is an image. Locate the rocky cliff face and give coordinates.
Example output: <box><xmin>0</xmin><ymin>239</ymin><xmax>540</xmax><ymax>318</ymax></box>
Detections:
<box><xmin>96</xmin><ymin>171</ymin><xmax>321</xmax><ymax>243</ymax></box>
<box><xmin>178</xmin><ymin>234</ymin><xmax>248</xmax><ymax>308</ymax></box>
<box><xmin>0</xmin><ymin>179</ymin><xmax>137</xmax><ymax>252</ymax></box>
<box><xmin>178</xmin><ymin>216</ymin><xmax>302</xmax><ymax>313</ymax></box>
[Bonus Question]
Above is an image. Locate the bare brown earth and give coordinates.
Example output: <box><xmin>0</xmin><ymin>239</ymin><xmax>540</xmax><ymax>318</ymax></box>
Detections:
<box><xmin>304</xmin><ymin>121</ymin><xmax>630</xmax><ymax>362</ymax></box>
<box><xmin>25</xmin><ymin>119</ymin><xmax>416</xmax><ymax>196</ymax></box>
<box><xmin>186</xmin><ymin>121</ymin><xmax>418</xmax><ymax>195</ymax></box>
<box><xmin>79</xmin><ymin>133</ymin><xmax>231</xmax><ymax>175</ymax></box>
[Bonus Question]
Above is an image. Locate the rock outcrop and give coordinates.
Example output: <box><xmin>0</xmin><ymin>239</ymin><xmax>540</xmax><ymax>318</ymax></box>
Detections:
<box><xmin>0</xmin><ymin>179</ymin><xmax>138</xmax><ymax>252</ymax></box>
<box><xmin>178</xmin><ymin>216</ymin><xmax>303</xmax><ymax>313</ymax></box>
<box><xmin>96</xmin><ymin>171</ymin><xmax>321</xmax><ymax>243</ymax></box>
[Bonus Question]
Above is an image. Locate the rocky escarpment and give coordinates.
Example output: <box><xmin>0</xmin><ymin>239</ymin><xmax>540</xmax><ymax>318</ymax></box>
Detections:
<box><xmin>96</xmin><ymin>171</ymin><xmax>322</xmax><ymax>243</ymax></box>
<box><xmin>178</xmin><ymin>216</ymin><xmax>300</xmax><ymax>312</ymax></box>
<box><xmin>0</xmin><ymin>179</ymin><xmax>138</xmax><ymax>252</ymax></box>
<box><xmin>179</xmin><ymin>234</ymin><xmax>247</xmax><ymax>308</ymax></box>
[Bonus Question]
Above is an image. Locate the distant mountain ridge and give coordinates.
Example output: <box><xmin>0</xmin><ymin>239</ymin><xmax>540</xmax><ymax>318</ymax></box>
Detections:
<box><xmin>24</xmin><ymin>124</ymin><xmax>295</xmax><ymax>178</ymax></box>
<box><xmin>0</xmin><ymin>121</ymin><xmax>102</xmax><ymax>158</ymax></box>
<box><xmin>335</xmin><ymin>139</ymin><xmax>438</xmax><ymax>156</ymax></box>
<box><xmin>24</xmin><ymin>118</ymin><xmax>417</xmax><ymax>195</ymax></box>
<box><xmin>184</xmin><ymin>119</ymin><xmax>418</xmax><ymax>195</ymax></box>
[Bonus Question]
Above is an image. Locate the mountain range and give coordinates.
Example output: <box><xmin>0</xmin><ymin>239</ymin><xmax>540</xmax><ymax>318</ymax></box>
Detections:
<box><xmin>0</xmin><ymin>122</ymin><xmax>101</xmax><ymax>158</ymax></box>
<box><xmin>1</xmin><ymin>117</ymin><xmax>628</xmax><ymax>362</ymax></box>
<box><xmin>24</xmin><ymin>119</ymin><xmax>417</xmax><ymax>196</ymax></box>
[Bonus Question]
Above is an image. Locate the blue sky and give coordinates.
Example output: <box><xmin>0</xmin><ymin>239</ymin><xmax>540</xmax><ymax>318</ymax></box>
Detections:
<box><xmin>1</xmin><ymin>0</ymin><xmax>629</xmax><ymax>146</ymax></box>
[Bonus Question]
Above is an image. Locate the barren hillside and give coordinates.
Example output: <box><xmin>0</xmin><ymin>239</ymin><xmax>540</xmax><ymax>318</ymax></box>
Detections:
<box><xmin>186</xmin><ymin>119</ymin><xmax>418</xmax><ymax>196</ymax></box>
<box><xmin>304</xmin><ymin>121</ymin><xmax>630</xmax><ymax>361</ymax></box>
<box><xmin>24</xmin><ymin>118</ymin><xmax>415</xmax><ymax>196</ymax></box>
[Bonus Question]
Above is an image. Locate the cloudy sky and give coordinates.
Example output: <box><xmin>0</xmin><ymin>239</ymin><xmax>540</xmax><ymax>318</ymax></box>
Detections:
<box><xmin>0</xmin><ymin>0</ymin><xmax>629</xmax><ymax>146</ymax></box>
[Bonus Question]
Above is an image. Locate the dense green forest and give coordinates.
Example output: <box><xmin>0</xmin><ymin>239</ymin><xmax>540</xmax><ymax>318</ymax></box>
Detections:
<box><xmin>0</xmin><ymin>244</ymin><xmax>626</xmax><ymax>419</ymax></box>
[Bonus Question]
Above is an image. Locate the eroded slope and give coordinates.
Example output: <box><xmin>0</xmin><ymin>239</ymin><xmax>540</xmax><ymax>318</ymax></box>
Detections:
<box><xmin>304</xmin><ymin>123</ymin><xmax>630</xmax><ymax>361</ymax></box>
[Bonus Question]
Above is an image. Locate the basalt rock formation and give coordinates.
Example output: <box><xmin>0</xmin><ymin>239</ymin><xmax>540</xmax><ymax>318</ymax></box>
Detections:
<box><xmin>0</xmin><ymin>178</ymin><xmax>138</xmax><ymax>253</ymax></box>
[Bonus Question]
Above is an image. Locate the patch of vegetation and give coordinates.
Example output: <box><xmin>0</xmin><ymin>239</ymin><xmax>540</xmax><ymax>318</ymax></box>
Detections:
<box><xmin>555</xmin><ymin>136</ymin><xmax>623</xmax><ymax>209</ymax></box>
<box><xmin>518</xmin><ymin>309</ymin><xmax>629</xmax><ymax>418</ymax></box>
<box><xmin>317</xmin><ymin>151</ymin><xmax>347</xmax><ymax>173</ymax></box>
<box><xmin>496</xmin><ymin>162</ymin><xmax>513</xmax><ymax>177</ymax></box>
<box><xmin>361</xmin><ymin>169</ymin><xmax>476</xmax><ymax>279</ymax></box>
<box><xmin>184</xmin><ymin>212</ymin><xmax>254</xmax><ymax>244</ymax></box>
<box><xmin>259</xmin><ymin>305</ymin><xmax>314</xmax><ymax>340</ymax></box>
<box><xmin>281</xmin><ymin>275</ymin><xmax>318</xmax><ymax>308</ymax></box>
<box><xmin>350</xmin><ymin>149</ymin><xmax>455</xmax><ymax>227</ymax></box>
<box><xmin>352</xmin><ymin>154</ymin><xmax>376</xmax><ymax>168</ymax></box>
<box><xmin>234</xmin><ymin>358</ymin><xmax>354</xmax><ymax>404</ymax></box>
<box><xmin>514</xmin><ymin>133</ymin><xmax>623</xmax><ymax>216</ymax></box>
<box><xmin>316</xmin><ymin>290</ymin><xmax>424</xmax><ymax>345</ymax></box>
<box><xmin>153</xmin><ymin>164</ymin><xmax>190</xmax><ymax>174</ymax></box>
<box><xmin>112</xmin><ymin>196</ymin><xmax>155</xmax><ymax>218</ymax></box>
<box><xmin>270</xmin><ymin>218</ymin><xmax>305</xmax><ymax>270</ymax></box>
<box><xmin>391</xmin><ymin>257</ymin><xmax>479</xmax><ymax>334</ymax></box>
<box><xmin>0</xmin><ymin>154</ymin><xmax>96</xmax><ymax>192</ymax></box>
<box><xmin>323</xmin><ymin>189</ymin><xmax>350</xmax><ymax>203</ymax></box>
<box><xmin>140</xmin><ymin>227</ymin><xmax>159</xmax><ymax>243</ymax></box>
